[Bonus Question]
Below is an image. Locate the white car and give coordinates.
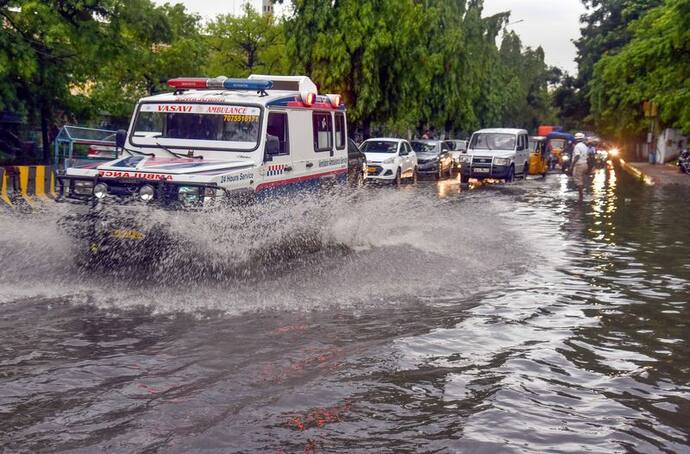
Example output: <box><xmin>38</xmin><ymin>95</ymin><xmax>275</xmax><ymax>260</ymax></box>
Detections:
<box><xmin>361</xmin><ymin>138</ymin><xmax>417</xmax><ymax>184</ymax></box>
<box><xmin>459</xmin><ymin>128</ymin><xmax>530</xmax><ymax>184</ymax></box>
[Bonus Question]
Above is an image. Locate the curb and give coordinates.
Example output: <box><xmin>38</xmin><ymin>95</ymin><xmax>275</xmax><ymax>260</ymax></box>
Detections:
<box><xmin>618</xmin><ymin>159</ymin><xmax>655</xmax><ymax>186</ymax></box>
<box><xmin>1</xmin><ymin>165</ymin><xmax>58</xmax><ymax>208</ymax></box>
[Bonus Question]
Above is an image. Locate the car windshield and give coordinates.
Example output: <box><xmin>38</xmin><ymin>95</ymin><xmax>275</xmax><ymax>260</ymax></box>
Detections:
<box><xmin>411</xmin><ymin>142</ymin><xmax>437</xmax><ymax>154</ymax></box>
<box><xmin>361</xmin><ymin>141</ymin><xmax>398</xmax><ymax>154</ymax></box>
<box><xmin>470</xmin><ymin>133</ymin><xmax>516</xmax><ymax>151</ymax></box>
<box><xmin>131</xmin><ymin>103</ymin><xmax>261</xmax><ymax>151</ymax></box>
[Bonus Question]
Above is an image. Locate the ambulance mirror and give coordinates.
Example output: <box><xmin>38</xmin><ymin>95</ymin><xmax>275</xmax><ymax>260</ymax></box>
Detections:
<box><xmin>115</xmin><ymin>129</ymin><xmax>127</xmax><ymax>149</ymax></box>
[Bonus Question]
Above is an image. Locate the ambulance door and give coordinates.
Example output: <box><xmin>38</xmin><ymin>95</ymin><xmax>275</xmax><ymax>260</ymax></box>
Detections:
<box><xmin>286</xmin><ymin>109</ymin><xmax>314</xmax><ymax>181</ymax></box>
<box><xmin>312</xmin><ymin>110</ymin><xmax>335</xmax><ymax>180</ymax></box>
<box><xmin>262</xmin><ymin>110</ymin><xmax>293</xmax><ymax>185</ymax></box>
<box><xmin>333</xmin><ymin>111</ymin><xmax>348</xmax><ymax>174</ymax></box>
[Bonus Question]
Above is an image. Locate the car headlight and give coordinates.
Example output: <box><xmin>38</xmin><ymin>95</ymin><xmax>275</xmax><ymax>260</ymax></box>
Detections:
<box><xmin>73</xmin><ymin>180</ymin><xmax>94</xmax><ymax>195</ymax></box>
<box><xmin>494</xmin><ymin>158</ymin><xmax>511</xmax><ymax>166</ymax></box>
<box><xmin>458</xmin><ymin>155</ymin><xmax>472</xmax><ymax>164</ymax></box>
<box><xmin>178</xmin><ymin>186</ymin><xmax>201</xmax><ymax>205</ymax></box>
<box><xmin>382</xmin><ymin>157</ymin><xmax>395</xmax><ymax>164</ymax></box>
<box><xmin>93</xmin><ymin>183</ymin><xmax>108</xmax><ymax>199</ymax></box>
<box><xmin>139</xmin><ymin>185</ymin><xmax>155</xmax><ymax>202</ymax></box>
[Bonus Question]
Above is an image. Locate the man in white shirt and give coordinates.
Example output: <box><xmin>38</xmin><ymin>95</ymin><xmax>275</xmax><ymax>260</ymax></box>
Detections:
<box><xmin>570</xmin><ymin>132</ymin><xmax>590</xmax><ymax>201</ymax></box>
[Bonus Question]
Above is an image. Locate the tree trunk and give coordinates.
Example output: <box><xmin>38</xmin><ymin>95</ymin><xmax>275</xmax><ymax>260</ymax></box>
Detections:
<box><xmin>40</xmin><ymin>104</ymin><xmax>51</xmax><ymax>164</ymax></box>
<box><xmin>362</xmin><ymin>117</ymin><xmax>372</xmax><ymax>140</ymax></box>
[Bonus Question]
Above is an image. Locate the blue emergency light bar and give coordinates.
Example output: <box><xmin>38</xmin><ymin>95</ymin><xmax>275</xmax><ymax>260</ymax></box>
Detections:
<box><xmin>168</xmin><ymin>77</ymin><xmax>273</xmax><ymax>92</ymax></box>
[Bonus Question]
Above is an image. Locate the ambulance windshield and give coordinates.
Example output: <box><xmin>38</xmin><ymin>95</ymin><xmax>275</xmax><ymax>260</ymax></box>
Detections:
<box><xmin>131</xmin><ymin>103</ymin><xmax>261</xmax><ymax>151</ymax></box>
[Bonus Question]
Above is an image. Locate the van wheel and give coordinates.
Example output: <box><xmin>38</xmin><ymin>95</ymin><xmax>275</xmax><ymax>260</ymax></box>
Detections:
<box><xmin>505</xmin><ymin>165</ymin><xmax>515</xmax><ymax>183</ymax></box>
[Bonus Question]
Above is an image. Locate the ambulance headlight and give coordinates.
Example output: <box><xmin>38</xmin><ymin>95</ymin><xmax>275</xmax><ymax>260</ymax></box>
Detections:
<box><xmin>139</xmin><ymin>185</ymin><xmax>155</xmax><ymax>202</ymax></box>
<box><xmin>73</xmin><ymin>180</ymin><xmax>94</xmax><ymax>195</ymax></box>
<box><xmin>178</xmin><ymin>186</ymin><xmax>201</xmax><ymax>205</ymax></box>
<box><xmin>93</xmin><ymin>183</ymin><xmax>108</xmax><ymax>199</ymax></box>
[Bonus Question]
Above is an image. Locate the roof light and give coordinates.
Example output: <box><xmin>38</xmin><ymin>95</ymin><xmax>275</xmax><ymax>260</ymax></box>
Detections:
<box><xmin>167</xmin><ymin>78</ymin><xmax>209</xmax><ymax>89</ymax></box>
<box><xmin>223</xmin><ymin>78</ymin><xmax>273</xmax><ymax>91</ymax></box>
<box><xmin>167</xmin><ymin>77</ymin><xmax>273</xmax><ymax>92</ymax></box>
<box><xmin>301</xmin><ymin>92</ymin><xmax>316</xmax><ymax>106</ymax></box>
<box><xmin>326</xmin><ymin>94</ymin><xmax>342</xmax><ymax>108</ymax></box>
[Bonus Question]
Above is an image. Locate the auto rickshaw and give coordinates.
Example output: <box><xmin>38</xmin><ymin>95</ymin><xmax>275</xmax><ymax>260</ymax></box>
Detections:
<box><xmin>528</xmin><ymin>136</ymin><xmax>548</xmax><ymax>177</ymax></box>
<box><xmin>545</xmin><ymin>132</ymin><xmax>575</xmax><ymax>171</ymax></box>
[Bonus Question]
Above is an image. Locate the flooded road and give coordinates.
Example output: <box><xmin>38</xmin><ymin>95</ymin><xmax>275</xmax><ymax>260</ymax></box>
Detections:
<box><xmin>1</xmin><ymin>166</ymin><xmax>689</xmax><ymax>453</ymax></box>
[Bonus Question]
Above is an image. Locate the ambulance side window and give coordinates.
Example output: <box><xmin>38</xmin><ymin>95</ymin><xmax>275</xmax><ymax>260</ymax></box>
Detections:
<box><xmin>313</xmin><ymin>112</ymin><xmax>333</xmax><ymax>153</ymax></box>
<box><xmin>334</xmin><ymin>113</ymin><xmax>346</xmax><ymax>150</ymax></box>
<box><xmin>265</xmin><ymin>112</ymin><xmax>289</xmax><ymax>159</ymax></box>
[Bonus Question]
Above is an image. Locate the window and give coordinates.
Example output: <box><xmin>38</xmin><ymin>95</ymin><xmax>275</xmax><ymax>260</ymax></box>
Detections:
<box><xmin>265</xmin><ymin>112</ymin><xmax>289</xmax><ymax>157</ymax></box>
<box><xmin>131</xmin><ymin>103</ymin><xmax>261</xmax><ymax>151</ymax></box>
<box><xmin>334</xmin><ymin>113</ymin><xmax>346</xmax><ymax>150</ymax></box>
<box><xmin>313</xmin><ymin>112</ymin><xmax>333</xmax><ymax>152</ymax></box>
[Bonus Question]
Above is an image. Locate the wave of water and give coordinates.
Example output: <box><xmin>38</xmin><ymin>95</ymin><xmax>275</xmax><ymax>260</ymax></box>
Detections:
<box><xmin>0</xmin><ymin>184</ymin><xmax>527</xmax><ymax>314</ymax></box>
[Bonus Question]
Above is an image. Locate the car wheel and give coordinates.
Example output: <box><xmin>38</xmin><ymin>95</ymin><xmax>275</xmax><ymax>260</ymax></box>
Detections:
<box><xmin>505</xmin><ymin>165</ymin><xmax>515</xmax><ymax>183</ymax></box>
<box><xmin>412</xmin><ymin>167</ymin><xmax>418</xmax><ymax>184</ymax></box>
<box><xmin>437</xmin><ymin>166</ymin><xmax>443</xmax><ymax>180</ymax></box>
<box><xmin>394</xmin><ymin>168</ymin><xmax>402</xmax><ymax>186</ymax></box>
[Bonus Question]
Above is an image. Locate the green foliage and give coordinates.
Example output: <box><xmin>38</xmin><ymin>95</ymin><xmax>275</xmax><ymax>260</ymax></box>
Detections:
<box><xmin>205</xmin><ymin>4</ymin><xmax>288</xmax><ymax>78</ymax></box>
<box><xmin>589</xmin><ymin>0</ymin><xmax>690</xmax><ymax>138</ymax></box>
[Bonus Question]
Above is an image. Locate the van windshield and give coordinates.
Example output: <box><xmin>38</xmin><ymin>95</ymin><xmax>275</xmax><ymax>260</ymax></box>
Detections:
<box><xmin>131</xmin><ymin>103</ymin><xmax>261</xmax><ymax>151</ymax></box>
<box><xmin>470</xmin><ymin>133</ymin><xmax>516</xmax><ymax>151</ymax></box>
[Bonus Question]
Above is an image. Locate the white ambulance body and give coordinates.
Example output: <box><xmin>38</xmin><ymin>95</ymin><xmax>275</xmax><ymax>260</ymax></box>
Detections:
<box><xmin>59</xmin><ymin>75</ymin><xmax>348</xmax><ymax>206</ymax></box>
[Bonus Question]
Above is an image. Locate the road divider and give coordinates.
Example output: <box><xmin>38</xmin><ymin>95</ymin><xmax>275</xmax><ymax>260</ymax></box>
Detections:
<box><xmin>1</xmin><ymin>165</ymin><xmax>58</xmax><ymax>208</ymax></box>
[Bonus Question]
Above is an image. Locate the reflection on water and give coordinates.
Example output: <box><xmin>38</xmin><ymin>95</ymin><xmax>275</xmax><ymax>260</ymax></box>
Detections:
<box><xmin>0</xmin><ymin>166</ymin><xmax>689</xmax><ymax>453</ymax></box>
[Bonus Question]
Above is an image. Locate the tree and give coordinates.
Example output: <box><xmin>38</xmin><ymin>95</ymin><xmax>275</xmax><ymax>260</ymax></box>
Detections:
<box><xmin>589</xmin><ymin>0</ymin><xmax>690</xmax><ymax>139</ymax></box>
<box><xmin>205</xmin><ymin>4</ymin><xmax>287</xmax><ymax>78</ymax></box>
<box><xmin>0</xmin><ymin>0</ymin><xmax>116</xmax><ymax>160</ymax></box>
<box><xmin>284</xmin><ymin>0</ymin><xmax>434</xmax><ymax>137</ymax></box>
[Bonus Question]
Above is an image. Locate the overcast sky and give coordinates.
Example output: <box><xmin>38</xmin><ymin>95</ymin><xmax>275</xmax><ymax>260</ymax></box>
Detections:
<box><xmin>156</xmin><ymin>0</ymin><xmax>585</xmax><ymax>74</ymax></box>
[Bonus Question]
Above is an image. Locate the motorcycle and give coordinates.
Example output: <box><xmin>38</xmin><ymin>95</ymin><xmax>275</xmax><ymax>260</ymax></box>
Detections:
<box><xmin>678</xmin><ymin>149</ymin><xmax>690</xmax><ymax>174</ymax></box>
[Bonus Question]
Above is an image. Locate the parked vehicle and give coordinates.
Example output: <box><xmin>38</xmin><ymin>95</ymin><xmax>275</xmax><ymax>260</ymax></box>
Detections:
<box><xmin>86</xmin><ymin>133</ymin><xmax>118</xmax><ymax>159</ymax></box>
<box><xmin>528</xmin><ymin>136</ymin><xmax>548</xmax><ymax>177</ymax></box>
<box><xmin>57</xmin><ymin>75</ymin><xmax>349</xmax><ymax>254</ymax></box>
<box><xmin>361</xmin><ymin>138</ymin><xmax>417</xmax><ymax>184</ymax></box>
<box><xmin>444</xmin><ymin>139</ymin><xmax>468</xmax><ymax>165</ymax></box>
<box><xmin>347</xmin><ymin>138</ymin><xmax>366</xmax><ymax>186</ymax></box>
<box><xmin>458</xmin><ymin>128</ymin><xmax>530</xmax><ymax>184</ymax></box>
<box><xmin>678</xmin><ymin>149</ymin><xmax>690</xmax><ymax>174</ymax></box>
<box><xmin>411</xmin><ymin>140</ymin><xmax>455</xmax><ymax>179</ymax></box>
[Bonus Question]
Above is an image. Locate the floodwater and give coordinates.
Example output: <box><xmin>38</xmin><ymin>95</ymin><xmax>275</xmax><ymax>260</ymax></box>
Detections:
<box><xmin>1</xmin><ymin>165</ymin><xmax>689</xmax><ymax>453</ymax></box>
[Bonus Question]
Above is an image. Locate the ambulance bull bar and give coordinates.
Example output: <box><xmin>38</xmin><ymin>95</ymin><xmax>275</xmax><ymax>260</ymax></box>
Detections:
<box><xmin>56</xmin><ymin>174</ymin><xmax>252</xmax><ymax>208</ymax></box>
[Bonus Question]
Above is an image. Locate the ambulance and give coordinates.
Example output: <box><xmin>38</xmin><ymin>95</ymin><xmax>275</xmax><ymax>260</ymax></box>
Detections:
<box><xmin>58</xmin><ymin>75</ymin><xmax>349</xmax><ymax>207</ymax></box>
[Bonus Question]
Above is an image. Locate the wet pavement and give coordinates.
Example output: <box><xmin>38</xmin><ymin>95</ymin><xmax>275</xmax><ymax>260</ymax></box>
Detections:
<box><xmin>1</xmin><ymin>165</ymin><xmax>689</xmax><ymax>453</ymax></box>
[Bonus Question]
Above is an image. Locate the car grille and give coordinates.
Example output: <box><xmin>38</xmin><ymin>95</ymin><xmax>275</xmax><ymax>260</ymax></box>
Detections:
<box><xmin>472</xmin><ymin>157</ymin><xmax>493</xmax><ymax>165</ymax></box>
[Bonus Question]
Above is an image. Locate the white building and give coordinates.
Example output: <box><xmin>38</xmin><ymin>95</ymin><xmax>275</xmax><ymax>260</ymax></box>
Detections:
<box><xmin>261</xmin><ymin>0</ymin><xmax>274</xmax><ymax>15</ymax></box>
<box><xmin>657</xmin><ymin>128</ymin><xmax>688</xmax><ymax>163</ymax></box>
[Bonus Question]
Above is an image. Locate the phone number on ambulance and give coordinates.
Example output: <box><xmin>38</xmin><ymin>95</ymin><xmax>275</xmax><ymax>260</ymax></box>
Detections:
<box><xmin>224</xmin><ymin>114</ymin><xmax>259</xmax><ymax>123</ymax></box>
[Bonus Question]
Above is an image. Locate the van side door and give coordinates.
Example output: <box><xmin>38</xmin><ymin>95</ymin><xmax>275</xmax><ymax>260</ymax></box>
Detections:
<box><xmin>263</xmin><ymin>111</ymin><xmax>292</xmax><ymax>184</ymax></box>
